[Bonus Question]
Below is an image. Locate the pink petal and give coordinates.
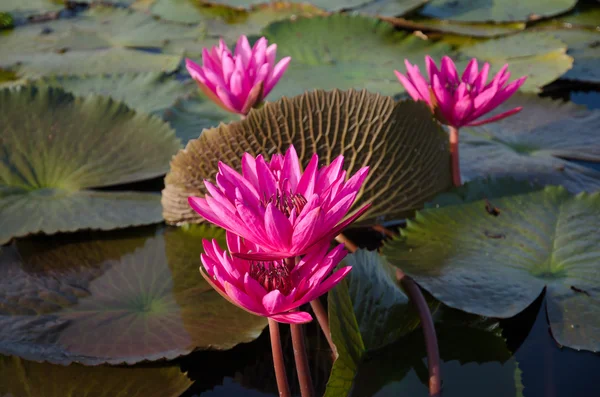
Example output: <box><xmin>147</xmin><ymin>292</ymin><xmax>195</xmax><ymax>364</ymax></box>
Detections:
<box><xmin>296</xmin><ymin>266</ymin><xmax>352</xmax><ymax>308</ymax></box>
<box><xmin>233</xmin><ymin>250</ymin><xmax>291</xmax><ymax>261</ymax></box>
<box><xmin>431</xmin><ymin>74</ymin><xmax>454</xmax><ymax>123</ymax></box>
<box><xmin>216</xmin><ymin>85</ymin><xmax>240</xmax><ymax>113</ymax></box>
<box><xmin>262</xmin><ymin>290</ymin><xmax>286</xmax><ymax>314</ymax></box>
<box><xmin>244</xmin><ymin>273</ymin><xmax>268</xmax><ymax>301</ymax></box>
<box><xmin>453</xmin><ymin>96</ymin><xmax>474</xmax><ymax>127</ymax></box>
<box><xmin>270</xmin><ymin>311</ymin><xmax>313</xmax><ymax>324</ymax></box>
<box><xmin>218</xmin><ymin>161</ymin><xmax>260</xmax><ymax>202</ymax></box>
<box><xmin>282</xmin><ymin>145</ymin><xmax>301</xmax><ymax>191</ymax></box>
<box><xmin>235</xmin><ymin>201</ymin><xmax>270</xmax><ymax>246</ymax></box>
<box><xmin>472</xmin><ymin>62</ymin><xmax>490</xmax><ymax>94</ymax></box>
<box><xmin>291</xmin><ymin>206</ymin><xmax>323</xmax><ymax>251</ymax></box>
<box><xmin>188</xmin><ymin>196</ymin><xmax>228</xmax><ymax>228</ymax></box>
<box><xmin>296</xmin><ymin>154</ymin><xmax>319</xmax><ymax>197</ymax></box>
<box><xmin>461</xmin><ymin>58</ymin><xmax>479</xmax><ymax>85</ymax></box>
<box><xmin>466</xmin><ymin>107</ymin><xmax>523</xmax><ymax>127</ymax></box>
<box><xmin>229</xmin><ymin>70</ymin><xmax>244</xmax><ymax>98</ymax></box>
<box><xmin>264</xmin><ymin>203</ymin><xmax>292</xmax><ymax>250</ymax></box>
<box><xmin>256</xmin><ymin>155</ymin><xmax>278</xmax><ymax>198</ymax></box>
<box><xmin>404</xmin><ymin>60</ymin><xmax>431</xmax><ymax>102</ymax></box>
<box><xmin>328</xmin><ymin>202</ymin><xmax>371</xmax><ymax>238</ymax></box>
<box><xmin>221</xmin><ymin>55</ymin><xmax>235</xmax><ymax>85</ymax></box>
<box><xmin>264</xmin><ymin>56</ymin><xmax>291</xmax><ymax>96</ymax></box>
<box><xmin>204</xmin><ymin>180</ymin><xmax>236</xmax><ymax>213</ymax></box>
<box><xmin>235</xmin><ymin>35</ymin><xmax>253</xmax><ymax>67</ymax></box>
<box><xmin>224</xmin><ymin>281</ymin><xmax>265</xmax><ymax>315</ymax></box>
<box><xmin>241</xmin><ymin>153</ymin><xmax>259</xmax><ymax>188</ymax></box>
<box><xmin>425</xmin><ymin>55</ymin><xmax>439</xmax><ymax>83</ymax></box>
<box><xmin>315</xmin><ymin>155</ymin><xmax>344</xmax><ymax>193</ymax></box>
<box><xmin>338</xmin><ymin>166</ymin><xmax>369</xmax><ymax>198</ymax></box>
<box><xmin>440</xmin><ymin>56</ymin><xmax>459</xmax><ymax>85</ymax></box>
<box><xmin>394</xmin><ymin>70</ymin><xmax>423</xmax><ymax>103</ymax></box>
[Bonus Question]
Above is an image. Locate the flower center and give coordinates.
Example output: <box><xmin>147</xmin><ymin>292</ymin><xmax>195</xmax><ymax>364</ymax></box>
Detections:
<box><xmin>263</xmin><ymin>189</ymin><xmax>307</xmax><ymax>217</ymax></box>
<box><xmin>249</xmin><ymin>261</ymin><xmax>293</xmax><ymax>295</ymax></box>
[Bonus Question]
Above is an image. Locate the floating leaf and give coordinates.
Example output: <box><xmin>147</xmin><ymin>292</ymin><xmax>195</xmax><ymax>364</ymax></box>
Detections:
<box><xmin>353</xmin><ymin>0</ymin><xmax>428</xmax><ymax>18</ymax></box>
<box><xmin>383</xmin><ymin>184</ymin><xmax>600</xmax><ymax>352</ymax></box>
<box><xmin>420</xmin><ymin>0</ymin><xmax>577</xmax><ymax>23</ymax></box>
<box><xmin>324</xmin><ymin>250</ymin><xmax>425</xmax><ymax>397</ymax></box>
<box><xmin>131</xmin><ymin>0</ymin><xmax>221</xmax><ymax>24</ymax></box>
<box><xmin>260</xmin><ymin>14</ymin><xmax>453</xmax><ymax>98</ymax></box>
<box><xmin>162</xmin><ymin>89</ymin><xmax>451</xmax><ymax>226</ymax></box>
<box><xmin>457</xmin><ymin>31</ymin><xmax>573</xmax><ymax>92</ymax></box>
<box><xmin>459</xmin><ymin>94</ymin><xmax>600</xmax><ymax>193</ymax></box>
<box><xmin>0</xmin><ymin>85</ymin><xmax>180</xmax><ymax>243</ymax></box>
<box><xmin>549</xmin><ymin>2</ymin><xmax>600</xmax><ymax>29</ymax></box>
<box><xmin>202</xmin><ymin>0</ymin><xmax>369</xmax><ymax>12</ymax></box>
<box><xmin>162</xmin><ymin>92</ymin><xmax>238</xmax><ymax>145</ymax></box>
<box><xmin>545</xmin><ymin>28</ymin><xmax>600</xmax><ymax>83</ymax></box>
<box><xmin>0</xmin><ymin>355</ymin><xmax>192</xmax><ymax>397</ymax></box>
<box><xmin>401</xmin><ymin>18</ymin><xmax>526</xmax><ymax>38</ymax></box>
<box><xmin>0</xmin><ymin>225</ymin><xmax>267</xmax><ymax>365</ymax></box>
<box><xmin>0</xmin><ymin>6</ymin><xmax>196</xmax><ymax>76</ymax></box>
<box><xmin>0</xmin><ymin>0</ymin><xmax>63</xmax><ymax>20</ymax></box>
<box><xmin>38</xmin><ymin>73</ymin><xmax>195</xmax><ymax>116</ymax></box>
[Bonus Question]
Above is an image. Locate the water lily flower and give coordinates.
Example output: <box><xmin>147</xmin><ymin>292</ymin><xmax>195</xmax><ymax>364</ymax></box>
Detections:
<box><xmin>186</xmin><ymin>35</ymin><xmax>291</xmax><ymax>115</ymax></box>
<box><xmin>394</xmin><ymin>56</ymin><xmax>526</xmax><ymax>186</ymax></box>
<box><xmin>188</xmin><ymin>145</ymin><xmax>370</xmax><ymax>260</ymax></box>
<box><xmin>200</xmin><ymin>232</ymin><xmax>350</xmax><ymax>324</ymax></box>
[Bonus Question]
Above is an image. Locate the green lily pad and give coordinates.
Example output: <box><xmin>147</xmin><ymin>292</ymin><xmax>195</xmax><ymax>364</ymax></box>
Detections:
<box><xmin>163</xmin><ymin>89</ymin><xmax>452</xmax><ymax>226</ymax></box>
<box><xmin>402</xmin><ymin>18</ymin><xmax>526</xmax><ymax>38</ymax></box>
<box><xmin>546</xmin><ymin>29</ymin><xmax>600</xmax><ymax>83</ymax></box>
<box><xmin>457</xmin><ymin>31</ymin><xmax>573</xmax><ymax>92</ymax></box>
<box><xmin>0</xmin><ymin>224</ymin><xmax>267</xmax><ymax>365</ymax></box>
<box><xmin>37</xmin><ymin>73</ymin><xmax>195</xmax><ymax>116</ymax></box>
<box><xmin>162</xmin><ymin>92</ymin><xmax>238</xmax><ymax>145</ymax></box>
<box><xmin>131</xmin><ymin>0</ymin><xmax>232</xmax><ymax>24</ymax></box>
<box><xmin>420</xmin><ymin>0</ymin><xmax>577</xmax><ymax>23</ymax></box>
<box><xmin>383</xmin><ymin>184</ymin><xmax>600</xmax><ymax>352</ymax></box>
<box><xmin>459</xmin><ymin>94</ymin><xmax>600</xmax><ymax>193</ymax></box>
<box><xmin>0</xmin><ymin>0</ymin><xmax>64</xmax><ymax>20</ymax></box>
<box><xmin>324</xmin><ymin>250</ymin><xmax>425</xmax><ymax>396</ymax></box>
<box><xmin>549</xmin><ymin>2</ymin><xmax>600</xmax><ymax>29</ymax></box>
<box><xmin>0</xmin><ymin>85</ymin><xmax>180</xmax><ymax>243</ymax></box>
<box><xmin>0</xmin><ymin>6</ymin><xmax>196</xmax><ymax>76</ymax></box>
<box><xmin>353</xmin><ymin>0</ymin><xmax>428</xmax><ymax>17</ymax></box>
<box><xmin>261</xmin><ymin>14</ymin><xmax>453</xmax><ymax>99</ymax></box>
<box><xmin>0</xmin><ymin>355</ymin><xmax>192</xmax><ymax>397</ymax></box>
<box><xmin>202</xmin><ymin>0</ymin><xmax>369</xmax><ymax>11</ymax></box>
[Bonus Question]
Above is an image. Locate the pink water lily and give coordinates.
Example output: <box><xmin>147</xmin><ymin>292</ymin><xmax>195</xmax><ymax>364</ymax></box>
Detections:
<box><xmin>200</xmin><ymin>232</ymin><xmax>350</xmax><ymax>324</ymax></box>
<box><xmin>186</xmin><ymin>35</ymin><xmax>291</xmax><ymax>115</ymax></box>
<box><xmin>188</xmin><ymin>145</ymin><xmax>370</xmax><ymax>261</ymax></box>
<box><xmin>395</xmin><ymin>56</ymin><xmax>527</xmax><ymax>186</ymax></box>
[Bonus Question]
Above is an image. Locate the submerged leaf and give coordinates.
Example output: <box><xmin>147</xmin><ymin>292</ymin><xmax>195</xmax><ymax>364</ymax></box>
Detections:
<box><xmin>162</xmin><ymin>89</ymin><xmax>451</xmax><ymax>226</ymax></box>
<box><xmin>0</xmin><ymin>225</ymin><xmax>267</xmax><ymax>365</ymax></box>
<box><xmin>383</xmin><ymin>183</ymin><xmax>600</xmax><ymax>352</ymax></box>
<box><xmin>0</xmin><ymin>85</ymin><xmax>180</xmax><ymax>243</ymax></box>
<box><xmin>460</xmin><ymin>94</ymin><xmax>600</xmax><ymax>193</ymax></box>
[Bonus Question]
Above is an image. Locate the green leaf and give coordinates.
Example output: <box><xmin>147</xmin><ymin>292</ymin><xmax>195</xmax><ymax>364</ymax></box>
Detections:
<box><xmin>260</xmin><ymin>14</ymin><xmax>453</xmax><ymax>98</ymax></box>
<box><xmin>0</xmin><ymin>224</ymin><xmax>267</xmax><ymax>365</ymax></box>
<box><xmin>383</xmin><ymin>184</ymin><xmax>600</xmax><ymax>352</ymax></box>
<box><xmin>132</xmin><ymin>0</ymin><xmax>224</xmax><ymax>24</ymax></box>
<box><xmin>202</xmin><ymin>0</ymin><xmax>370</xmax><ymax>12</ymax></box>
<box><xmin>37</xmin><ymin>73</ymin><xmax>195</xmax><ymax>116</ymax></box>
<box><xmin>457</xmin><ymin>31</ymin><xmax>573</xmax><ymax>92</ymax></box>
<box><xmin>324</xmin><ymin>250</ymin><xmax>428</xmax><ymax>396</ymax></box>
<box><xmin>0</xmin><ymin>355</ymin><xmax>192</xmax><ymax>397</ymax></box>
<box><xmin>545</xmin><ymin>28</ymin><xmax>600</xmax><ymax>84</ymax></box>
<box><xmin>0</xmin><ymin>85</ymin><xmax>180</xmax><ymax>243</ymax></box>
<box><xmin>352</xmin><ymin>0</ymin><xmax>428</xmax><ymax>18</ymax></box>
<box><xmin>420</xmin><ymin>0</ymin><xmax>577</xmax><ymax>23</ymax></box>
<box><xmin>162</xmin><ymin>92</ymin><xmax>238</xmax><ymax>145</ymax></box>
<box><xmin>0</xmin><ymin>6</ymin><xmax>196</xmax><ymax>76</ymax></box>
<box><xmin>163</xmin><ymin>89</ymin><xmax>452</xmax><ymax>226</ymax></box>
<box><xmin>0</xmin><ymin>0</ymin><xmax>63</xmax><ymax>20</ymax></box>
<box><xmin>459</xmin><ymin>93</ymin><xmax>600</xmax><ymax>193</ymax></box>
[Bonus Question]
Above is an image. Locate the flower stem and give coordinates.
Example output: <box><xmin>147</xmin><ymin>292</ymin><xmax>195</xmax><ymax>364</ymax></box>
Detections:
<box><xmin>310</xmin><ymin>299</ymin><xmax>337</xmax><ymax>358</ymax></box>
<box><xmin>396</xmin><ymin>269</ymin><xmax>442</xmax><ymax>396</ymax></box>
<box><xmin>290</xmin><ymin>321</ymin><xmax>315</xmax><ymax>397</ymax></box>
<box><xmin>449</xmin><ymin>126</ymin><xmax>461</xmax><ymax>186</ymax></box>
<box><xmin>268</xmin><ymin>318</ymin><xmax>291</xmax><ymax>397</ymax></box>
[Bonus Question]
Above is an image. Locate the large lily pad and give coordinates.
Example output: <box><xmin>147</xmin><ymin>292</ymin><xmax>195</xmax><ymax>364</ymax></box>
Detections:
<box><xmin>383</xmin><ymin>183</ymin><xmax>600</xmax><ymax>352</ymax></box>
<box><xmin>38</xmin><ymin>73</ymin><xmax>195</xmax><ymax>116</ymax></box>
<box><xmin>459</xmin><ymin>93</ymin><xmax>600</xmax><ymax>193</ymax></box>
<box><xmin>420</xmin><ymin>0</ymin><xmax>577</xmax><ymax>23</ymax></box>
<box><xmin>0</xmin><ymin>85</ymin><xmax>180</xmax><ymax>243</ymax></box>
<box><xmin>324</xmin><ymin>250</ymin><xmax>424</xmax><ymax>396</ymax></box>
<box><xmin>0</xmin><ymin>6</ymin><xmax>194</xmax><ymax>76</ymax></box>
<box><xmin>0</xmin><ymin>355</ymin><xmax>192</xmax><ymax>397</ymax></box>
<box><xmin>260</xmin><ymin>14</ymin><xmax>453</xmax><ymax>98</ymax></box>
<box><xmin>0</xmin><ymin>225</ymin><xmax>267</xmax><ymax>365</ymax></box>
<box><xmin>401</xmin><ymin>18</ymin><xmax>526</xmax><ymax>38</ymax></box>
<box><xmin>0</xmin><ymin>0</ymin><xmax>64</xmax><ymax>19</ymax></box>
<box><xmin>457</xmin><ymin>31</ymin><xmax>573</xmax><ymax>92</ymax></box>
<box><xmin>353</xmin><ymin>0</ymin><xmax>428</xmax><ymax>17</ymax></box>
<box><xmin>162</xmin><ymin>89</ymin><xmax>452</xmax><ymax>226</ymax></box>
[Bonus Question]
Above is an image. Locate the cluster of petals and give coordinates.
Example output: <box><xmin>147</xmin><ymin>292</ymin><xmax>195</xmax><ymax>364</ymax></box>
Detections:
<box><xmin>200</xmin><ymin>232</ymin><xmax>350</xmax><ymax>324</ymax></box>
<box><xmin>188</xmin><ymin>146</ymin><xmax>370</xmax><ymax>261</ymax></box>
<box><xmin>186</xmin><ymin>35</ymin><xmax>291</xmax><ymax>115</ymax></box>
<box><xmin>395</xmin><ymin>56</ymin><xmax>527</xmax><ymax>128</ymax></box>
